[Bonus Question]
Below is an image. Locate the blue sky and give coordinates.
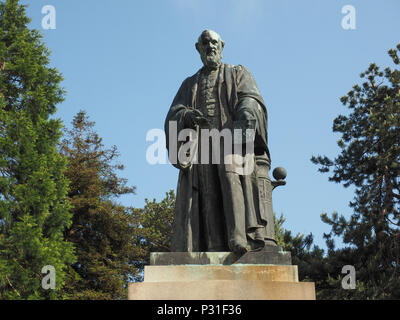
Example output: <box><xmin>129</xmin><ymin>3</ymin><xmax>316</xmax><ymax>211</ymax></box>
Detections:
<box><xmin>21</xmin><ymin>0</ymin><xmax>400</xmax><ymax>250</ymax></box>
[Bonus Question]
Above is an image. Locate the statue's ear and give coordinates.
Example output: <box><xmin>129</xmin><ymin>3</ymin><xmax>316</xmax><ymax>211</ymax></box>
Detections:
<box><xmin>195</xmin><ymin>42</ymin><xmax>201</xmax><ymax>53</ymax></box>
<box><xmin>221</xmin><ymin>40</ymin><xmax>225</xmax><ymax>50</ymax></box>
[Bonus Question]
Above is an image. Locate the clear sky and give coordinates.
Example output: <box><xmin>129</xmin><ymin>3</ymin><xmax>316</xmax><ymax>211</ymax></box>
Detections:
<box><xmin>21</xmin><ymin>0</ymin><xmax>400</xmax><ymax>250</ymax></box>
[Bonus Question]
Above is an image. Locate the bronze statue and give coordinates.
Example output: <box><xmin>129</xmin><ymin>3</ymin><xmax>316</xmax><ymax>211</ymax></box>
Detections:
<box><xmin>165</xmin><ymin>30</ymin><xmax>284</xmax><ymax>254</ymax></box>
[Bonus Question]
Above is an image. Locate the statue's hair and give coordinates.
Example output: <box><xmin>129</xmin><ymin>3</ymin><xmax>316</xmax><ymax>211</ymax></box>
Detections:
<box><xmin>196</xmin><ymin>29</ymin><xmax>225</xmax><ymax>48</ymax></box>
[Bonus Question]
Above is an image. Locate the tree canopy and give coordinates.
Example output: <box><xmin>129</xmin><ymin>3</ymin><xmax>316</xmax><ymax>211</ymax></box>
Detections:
<box><xmin>0</xmin><ymin>0</ymin><xmax>75</xmax><ymax>299</ymax></box>
<box><xmin>60</xmin><ymin>111</ymin><xmax>138</xmax><ymax>300</ymax></box>
<box><xmin>312</xmin><ymin>43</ymin><xmax>400</xmax><ymax>299</ymax></box>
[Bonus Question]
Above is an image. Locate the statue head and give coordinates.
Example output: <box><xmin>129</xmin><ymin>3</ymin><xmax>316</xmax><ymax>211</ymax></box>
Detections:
<box><xmin>195</xmin><ymin>30</ymin><xmax>225</xmax><ymax>70</ymax></box>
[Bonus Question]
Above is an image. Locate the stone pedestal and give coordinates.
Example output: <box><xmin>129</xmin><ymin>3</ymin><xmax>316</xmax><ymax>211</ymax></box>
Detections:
<box><xmin>128</xmin><ymin>248</ymin><xmax>316</xmax><ymax>300</ymax></box>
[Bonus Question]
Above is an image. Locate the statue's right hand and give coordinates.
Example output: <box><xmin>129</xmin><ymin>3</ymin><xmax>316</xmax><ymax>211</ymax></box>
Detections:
<box><xmin>184</xmin><ymin>109</ymin><xmax>208</xmax><ymax>128</ymax></box>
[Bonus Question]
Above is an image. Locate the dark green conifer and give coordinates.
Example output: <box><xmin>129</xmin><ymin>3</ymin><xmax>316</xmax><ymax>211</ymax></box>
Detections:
<box><xmin>0</xmin><ymin>0</ymin><xmax>75</xmax><ymax>299</ymax></box>
<box><xmin>312</xmin><ymin>44</ymin><xmax>400</xmax><ymax>299</ymax></box>
<box><xmin>60</xmin><ymin>111</ymin><xmax>138</xmax><ymax>299</ymax></box>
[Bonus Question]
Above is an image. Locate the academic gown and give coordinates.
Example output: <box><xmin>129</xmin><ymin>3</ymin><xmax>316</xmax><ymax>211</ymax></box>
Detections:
<box><xmin>164</xmin><ymin>63</ymin><xmax>276</xmax><ymax>252</ymax></box>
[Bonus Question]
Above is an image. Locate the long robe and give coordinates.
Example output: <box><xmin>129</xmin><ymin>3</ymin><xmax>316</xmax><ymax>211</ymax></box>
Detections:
<box><xmin>165</xmin><ymin>63</ymin><xmax>276</xmax><ymax>252</ymax></box>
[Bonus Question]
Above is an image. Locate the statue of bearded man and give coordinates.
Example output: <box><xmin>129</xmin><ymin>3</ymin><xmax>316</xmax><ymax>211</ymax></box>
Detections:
<box><xmin>165</xmin><ymin>30</ymin><xmax>277</xmax><ymax>254</ymax></box>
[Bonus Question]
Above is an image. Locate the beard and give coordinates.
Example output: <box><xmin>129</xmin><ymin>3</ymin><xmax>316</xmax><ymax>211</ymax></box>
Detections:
<box><xmin>201</xmin><ymin>51</ymin><xmax>222</xmax><ymax>69</ymax></box>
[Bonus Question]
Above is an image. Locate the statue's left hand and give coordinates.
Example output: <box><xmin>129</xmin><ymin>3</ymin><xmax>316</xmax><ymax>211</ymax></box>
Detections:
<box><xmin>236</xmin><ymin>110</ymin><xmax>255</xmax><ymax>121</ymax></box>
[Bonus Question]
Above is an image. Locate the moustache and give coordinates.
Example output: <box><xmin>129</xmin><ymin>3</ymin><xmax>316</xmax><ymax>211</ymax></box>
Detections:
<box><xmin>206</xmin><ymin>50</ymin><xmax>218</xmax><ymax>56</ymax></box>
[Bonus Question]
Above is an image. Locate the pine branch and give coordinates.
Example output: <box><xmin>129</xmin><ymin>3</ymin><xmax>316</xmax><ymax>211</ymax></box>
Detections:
<box><xmin>5</xmin><ymin>274</ymin><xmax>21</xmax><ymax>298</ymax></box>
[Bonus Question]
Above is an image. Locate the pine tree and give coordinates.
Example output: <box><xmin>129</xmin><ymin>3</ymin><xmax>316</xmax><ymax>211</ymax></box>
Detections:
<box><xmin>0</xmin><ymin>0</ymin><xmax>75</xmax><ymax>299</ymax></box>
<box><xmin>60</xmin><ymin>111</ymin><xmax>138</xmax><ymax>300</ymax></box>
<box><xmin>311</xmin><ymin>44</ymin><xmax>400</xmax><ymax>299</ymax></box>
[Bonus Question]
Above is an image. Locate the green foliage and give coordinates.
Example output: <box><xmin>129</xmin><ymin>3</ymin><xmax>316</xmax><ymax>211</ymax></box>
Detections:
<box><xmin>312</xmin><ymin>44</ymin><xmax>400</xmax><ymax>299</ymax></box>
<box><xmin>275</xmin><ymin>214</ymin><xmax>332</xmax><ymax>299</ymax></box>
<box><xmin>0</xmin><ymin>0</ymin><xmax>75</xmax><ymax>299</ymax></box>
<box><xmin>131</xmin><ymin>190</ymin><xmax>175</xmax><ymax>280</ymax></box>
<box><xmin>59</xmin><ymin>111</ymin><xmax>138</xmax><ymax>300</ymax></box>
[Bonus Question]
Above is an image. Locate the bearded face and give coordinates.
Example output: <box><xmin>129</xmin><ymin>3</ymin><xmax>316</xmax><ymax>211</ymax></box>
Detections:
<box><xmin>196</xmin><ymin>30</ymin><xmax>224</xmax><ymax>69</ymax></box>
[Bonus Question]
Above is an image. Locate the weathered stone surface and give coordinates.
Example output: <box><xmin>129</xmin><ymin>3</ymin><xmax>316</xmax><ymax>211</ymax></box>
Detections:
<box><xmin>129</xmin><ymin>251</ymin><xmax>316</xmax><ymax>300</ymax></box>
<box><xmin>144</xmin><ymin>265</ymin><xmax>299</xmax><ymax>282</ymax></box>
<box><xmin>150</xmin><ymin>248</ymin><xmax>292</xmax><ymax>266</ymax></box>
<box><xmin>128</xmin><ymin>280</ymin><xmax>316</xmax><ymax>300</ymax></box>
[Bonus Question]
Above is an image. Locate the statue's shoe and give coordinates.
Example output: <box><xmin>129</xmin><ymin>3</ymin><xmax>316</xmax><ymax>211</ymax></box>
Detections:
<box><xmin>232</xmin><ymin>244</ymin><xmax>248</xmax><ymax>256</ymax></box>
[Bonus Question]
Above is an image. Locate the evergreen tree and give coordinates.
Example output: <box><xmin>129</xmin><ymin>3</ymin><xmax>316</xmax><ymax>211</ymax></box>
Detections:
<box><xmin>0</xmin><ymin>0</ymin><xmax>75</xmax><ymax>299</ymax></box>
<box><xmin>311</xmin><ymin>44</ymin><xmax>400</xmax><ymax>299</ymax></box>
<box><xmin>131</xmin><ymin>190</ymin><xmax>174</xmax><ymax>281</ymax></box>
<box><xmin>274</xmin><ymin>214</ymin><xmax>331</xmax><ymax>299</ymax></box>
<box><xmin>60</xmin><ymin>111</ymin><xmax>138</xmax><ymax>300</ymax></box>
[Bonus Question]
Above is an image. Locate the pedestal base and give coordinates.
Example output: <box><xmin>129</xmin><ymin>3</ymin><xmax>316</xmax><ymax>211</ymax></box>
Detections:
<box><xmin>128</xmin><ymin>251</ymin><xmax>315</xmax><ymax>300</ymax></box>
<box><xmin>129</xmin><ymin>279</ymin><xmax>315</xmax><ymax>300</ymax></box>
